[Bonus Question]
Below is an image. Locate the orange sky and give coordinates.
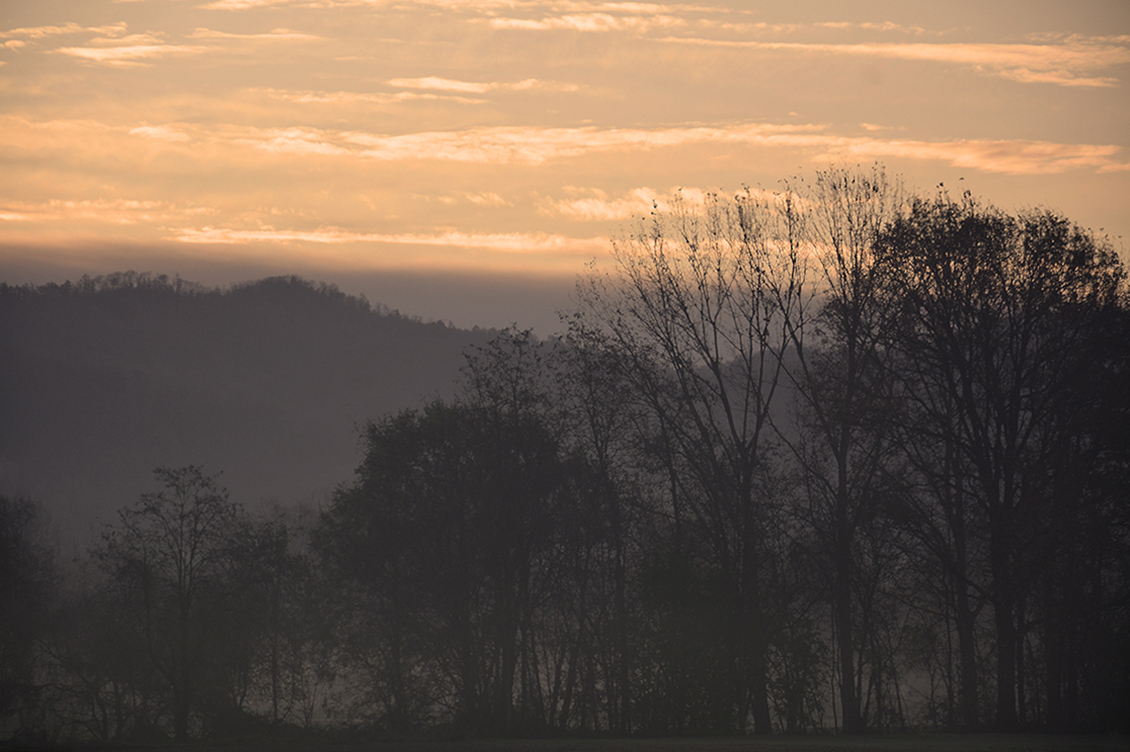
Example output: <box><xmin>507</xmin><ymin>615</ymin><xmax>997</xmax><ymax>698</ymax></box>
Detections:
<box><xmin>2</xmin><ymin>0</ymin><xmax>1128</xmax><ymax>331</ymax></box>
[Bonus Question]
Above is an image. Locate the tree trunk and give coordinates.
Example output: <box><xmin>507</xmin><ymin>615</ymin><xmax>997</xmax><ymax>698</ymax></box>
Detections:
<box><xmin>835</xmin><ymin>487</ymin><xmax>863</xmax><ymax>734</ymax></box>
<box><xmin>990</xmin><ymin>510</ymin><xmax>1018</xmax><ymax>731</ymax></box>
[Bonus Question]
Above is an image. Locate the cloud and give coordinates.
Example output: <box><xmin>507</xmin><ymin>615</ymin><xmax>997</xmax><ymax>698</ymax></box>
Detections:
<box><xmin>656</xmin><ymin>36</ymin><xmax>1130</xmax><ymax>87</ymax></box>
<box><xmin>4</xmin><ymin>115</ymin><xmax>1125</xmax><ymax>177</ymax></box>
<box><xmin>340</xmin><ymin>123</ymin><xmax>822</xmax><ymax>164</ymax></box>
<box><xmin>540</xmin><ymin>186</ymin><xmax>780</xmax><ymax>221</ymax></box>
<box><xmin>434</xmin><ymin>192</ymin><xmax>513</xmax><ymax>207</ymax></box>
<box><xmin>171</xmin><ymin>226</ymin><xmax>607</xmax><ymax>256</ymax></box>
<box><xmin>996</xmin><ymin>68</ymin><xmax>1118</xmax><ymax>87</ymax></box>
<box><xmin>54</xmin><ymin>43</ymin><xmax>206</xmax><ymax>66</ymax></box>
<box><xmin>53</xmin><ymin>32</ymin><xmax>207</xmax><ymax>67</ymax></box>
<box><xmin>542</xmin><ymin>187</ymin><xmax>664</xmax><ymax>220</ymax></box>
<box><xmin>130</xmin><ymin>124</ymin><xmax>192</xmax><ymax>142</ymax></box>
<box><xmin>387</xmin><ymin>76</ymin><xmax>579</xmax><ymax>93</ymax></box>
<box><xmin>0</xmin><ymin>198</ymin><xmax>213</xmax><ymax>225</ymax></box>
<box><xmin>551</xmin><ymin>2</ymin><xmax>722</xmax><ymax>12</ymax></box>
<box><xmin>333</xmin><ymin>124</ymin><xmax>1127</xmax><ymax>174</ymax></box>
<box><xmin>815</xmin><ymin>21</ymin><xmax>929</xmax><ymax>35</ymax></box>
<box><xmin>0</xmin><ymin>22</ymin><xmax>128</xmax><ymax>41</ymax></box>
<box><xmin>243</xmin><ymin>127</ymin><xmax>353</xmax><ymax>156</ymax></box>
<box><xmin>263</xmin><ymin>88</ymin><xmax>488</xmax><ymax>104</ymax></box>
<box><xmin>824</xmin><ymin>137</ymin><xmax>1123</xmax><ymax>175</ymax></box>
<box><xmin>388</xmin><ymin>76</ymin><xmax>494</xmax><ymax>93</ymax></box>
<box><xmin>194</xmin><ymin>0</ymin><xmax>711</xmax><ymax>11</ymax></box>
<box><xmin>489</xmin><ymin>13</ymin><xmax>685</xmax><ymax>32</ymax></box>
<box><xmin>186</xmin><ymin>27</ymin><xmax>321</xmax><ymax>41</ymax></box>
<box><xmin>197</xmin><ymin>0</ymin><xmax>295</xmax><ymax>8</ymax></box>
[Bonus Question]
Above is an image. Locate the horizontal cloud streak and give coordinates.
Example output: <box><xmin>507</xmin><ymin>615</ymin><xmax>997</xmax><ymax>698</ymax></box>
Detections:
<box><xmin>52</xmin><ymin>31</ymin><xmax>207</xmax><ymax>66</ymax></box>
<box><xmin>489</xmin><ymin>13</ymin><xmax>685</xmax><ymax>32</ymax></box>
<box><xmin>172</xmin><ymin>226</ymin><xmax>608</xmax><ymax>255</ymax></box>
<box><xmin>341</xmin><ymin>123</ymin><xmax>823</xmax><ymax>164</ymax></box>
<box><xmin>0</xmin><ymin>22</ymin><xmax>128</xmax><ymax>40</ymax></box>
<box><xmin>263</xmin><ymin>88</ymin><xmax>488</xmax><ymax>104</ymax></box>
<box><xmin>187</xmin><ymin>27</ymin><xmax>321</xmax><ymax>41</ymax></box>
<box><xmin>1</xmin><ymin>198</ymin><xmax>214</xmax><ymax>224</ymax></box>
<box><xmin>388</xmin><ymin>77</ymin><xmax>579</xmax><ymax>93</ymax></box>
<box><xmin>542</xmin><ymin>187</ymin><xmax>665</xmax><ymax>220</ymax></box>
<box><xmin>55</xmin><ymin>43</ymin><xmax>206</xmax><ymax>66</ymax></box>
<box><xmin>3</xmin><ymin>115</ymin><xmax>1124</xmax><ymax>175</ymax></box>
<box><xmin>657</xmin><ymin>36</ymin><xmax>1130</xmax><ymax>87</ymax></box>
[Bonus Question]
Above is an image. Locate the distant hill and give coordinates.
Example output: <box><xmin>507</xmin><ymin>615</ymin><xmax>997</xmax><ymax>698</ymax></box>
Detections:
<box><xmin>0</xmin><ymin>272</ymin><xmax>496</xmax><ymax>543</ymax></box>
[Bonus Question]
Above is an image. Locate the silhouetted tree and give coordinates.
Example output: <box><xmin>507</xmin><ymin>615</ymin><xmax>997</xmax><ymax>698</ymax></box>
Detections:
<box><xmin>874</xmin><ymin>193</ymin><xmax>1128</xmax><ymax>730</ymax></box>
<box><xmin>95</xmin><ymin>466</ymin><xmax>245</xmax><ymax>740</ymax></box>
<box><xmin>318</xmin><ymin>391</ymin><xmax>583</xmax><ymax>734</ymax></box>
<box><xmin>777</xmin><ymin>167</ymin><xmax>905</xmax><ymax>733</ymax></box>
<box><xmin>577</xmin><ymin>189</ymin><xmax>808</xmax><ymax>733</ymax></box>
<box><xmin>0</xmin><ymin>496</ymin><xmax>55</xmax><ymax>736</ymax></box>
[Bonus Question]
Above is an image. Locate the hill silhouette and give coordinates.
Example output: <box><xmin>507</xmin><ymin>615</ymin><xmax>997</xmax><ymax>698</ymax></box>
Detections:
<box><xmin>0</xmin><ymin>272</ymin><xmax>497</xmax><ymax>542</ymax></box>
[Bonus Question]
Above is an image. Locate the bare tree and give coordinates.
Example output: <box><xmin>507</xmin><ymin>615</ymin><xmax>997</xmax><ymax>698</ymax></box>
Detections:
<box><xmin>778</xmin><ymin>166</ymin><xmax>905</xmax><ymax>733</ymax></box>
<box><xmin>577</xmin><ymin>188</ymin><xmax>807</xmax><ymax>733</ymax></box>
<box><xmin>97</xmin><ymin>466</ymin><xmax>243</xmax><ymax>740</ymax></box>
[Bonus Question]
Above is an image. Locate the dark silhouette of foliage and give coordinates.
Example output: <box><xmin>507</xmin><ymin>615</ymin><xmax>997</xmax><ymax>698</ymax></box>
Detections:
<box><xmin>3</xmin><ymin>174</ymin><xmax>1128</xmax><ymax>742</ymax></box>
<box><xmin>0</xmin><ymin>496</ymin><xmax>55</xmax><ymax>735</ymax></box>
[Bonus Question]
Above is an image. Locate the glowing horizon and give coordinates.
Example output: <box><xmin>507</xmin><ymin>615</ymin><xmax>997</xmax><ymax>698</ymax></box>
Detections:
<box><xmin>2</xmin><ymin>0</ymin><xmax>1128</xmax><ymax>329</ymax></box>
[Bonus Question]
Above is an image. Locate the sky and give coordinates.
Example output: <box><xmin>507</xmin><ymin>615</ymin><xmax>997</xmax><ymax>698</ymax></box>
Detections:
<box><xmin>1</xmin><ymin>0</ymin><xmax>1128</xmax><ymax>332</ymax></box>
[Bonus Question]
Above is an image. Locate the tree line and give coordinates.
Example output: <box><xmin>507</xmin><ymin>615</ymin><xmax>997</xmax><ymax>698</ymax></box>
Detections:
<box><xmin>2</xmin><ymin>168</ymin><xmax>1127</xmax><ymax>743</ymax></box>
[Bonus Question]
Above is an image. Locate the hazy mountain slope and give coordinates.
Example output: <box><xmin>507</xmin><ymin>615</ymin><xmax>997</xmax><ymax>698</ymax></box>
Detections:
<box><xmin>0</xmin><ymin>273</ymin><xmax>496</xmax><ymax>542</ymax></box>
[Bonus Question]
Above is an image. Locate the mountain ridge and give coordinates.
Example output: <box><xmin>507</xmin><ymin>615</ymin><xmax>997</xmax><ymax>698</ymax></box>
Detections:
<box><xmin>0</xmin><ymin>272</ymin><xmax>499</xmax><ymax>542</ymax></box>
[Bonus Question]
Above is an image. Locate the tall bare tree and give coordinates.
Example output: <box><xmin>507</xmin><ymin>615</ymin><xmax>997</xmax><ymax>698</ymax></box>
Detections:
<box><xmin>779</xmin><ymin>167</ymin><xmax>904</xmax><ymax>733</ymax></box>
<box><xmin>97</xmin><ymin>466</ymin><xmax>243</xmax><ymax>740</ymax></box>
<box><xmin>577</xmin><ymin>189</ymin><xmax>807</xmax><ymax>733</ymax></box>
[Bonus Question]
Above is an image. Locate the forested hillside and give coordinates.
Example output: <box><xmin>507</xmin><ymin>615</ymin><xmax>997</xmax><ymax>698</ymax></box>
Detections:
<box><xmin>0</xmin><ymin>273</ymin><xmax>494</xmax><ymax>540</ymax></box>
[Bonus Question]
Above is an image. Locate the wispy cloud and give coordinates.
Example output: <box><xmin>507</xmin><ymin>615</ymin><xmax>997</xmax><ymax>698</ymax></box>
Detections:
<box><xmin>539</xmin><ymin>185</ymin><xmax>788</xmax><ymax>220</ymax></box>
<box><xmin>657</xmin><ymin>36</ymin><xmax>1130</xmax><ymax>87</ymax></box>
<box><xmin>187</xmin><ymin>27</ymin><xmax>321</xmax><ymax>41</ymax></box>
<box><xmin>263</xmin><ymin>88</ymin><xmax>488</xmax><ymax>104</ymax></box>
<box><xmin>0</xmin><ymin>22</ymin><xmax>128</xmax><ymax>41</ymax></box>
<box><xmin>541</xmin><ymin>187</ymin><xmax>666</xmax><ymax>220</ymax></box>
<box><xmin>54</xmin><ymin>42</ymin><xmax>206</xmax><ymax>66</ymax></box>
<box><xmin>53</xmin><ymin>32</ymin><xmax>206</xmax><ymax>67</ymax></box>
<box><xmin>6</xmin><ymin>115</ymin><xmax>1124</xmax><ymax>175</ymax></box>
<box><xmin>336</xmin><ymin>124</ymin><xmax>1127</xmax><ymax>174</ymax></box>
<box><xmin>197</xmin><ymin>0</ymin><xmax>296</xmax><ymax>9</ymax></box>
<box><xmin>550</xmin><ymin>2</ymin><xmax>724</xmax><ymax>12</ymax></box>
<box><xmin>388</xmin><ymin>76</ymin><xmax>579</xmax><ymax>93</ymax></box>
<box><xmin>489</xmin><ymin>13</ymin><xmax>685</xmax><ymax>32</ymax></box>
<box><xmin>245</xmin><ymin>127</ymin><xmax>354</xmax><ymax>156</ymax></box>
<box><xmin>815</xmin><ymin>21</ymin><xmax>929</xmax><ymax>35</ymax></box>
<box><xmin>196</xmin><ymin>0</ymin><xmax>718</xmax><ymax>11</ymax></box>
<box><xmin>438</xmin><ymin>192</ymin><xmax>513</xmax><ymax>207</ymax></box>
<box><xmin>339</xmin><ymin>123</ymin><xmax>824</xmax><ymax>164</ymax></box>
<box><xmin>826</xmin><ymin>136</ymin><xmax>1124</xmax><ymax>174</ymax></box>
<box><xmin>0</xmin><ymin>198</ymin><xmax>214</xmax><ymax>224</ymax></box>
<box><xmin>130</xmin><ymin>124</ymin><xmax>193</xmax><ymax>142</ymax></box>
<box><xmin>172</xmin><ymin>226</ymin><xmax>607</xmax><ymax>256</ymax></box>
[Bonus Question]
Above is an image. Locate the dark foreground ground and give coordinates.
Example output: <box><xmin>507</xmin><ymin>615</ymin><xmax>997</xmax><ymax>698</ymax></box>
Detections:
<box><xmin>6</xmin><ymin>735</ymin><xmax>1127</xmax><ymax>752</ymax></box>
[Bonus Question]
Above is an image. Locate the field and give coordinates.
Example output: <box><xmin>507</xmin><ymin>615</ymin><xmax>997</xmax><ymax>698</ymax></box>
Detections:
<box><xmin>15</xmin><ymin>735</ymin><xmax>1127</xmax><ymax>752</ymax></box>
